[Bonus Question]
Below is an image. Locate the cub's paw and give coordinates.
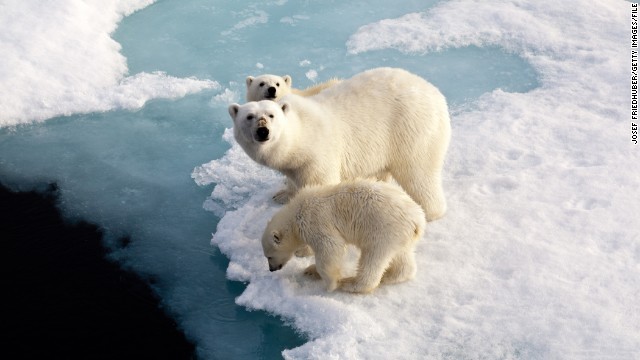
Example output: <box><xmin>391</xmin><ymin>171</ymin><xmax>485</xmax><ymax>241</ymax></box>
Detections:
<box><xmin>302</xmin><ymin>264</ymin><xmax>321</xmax><ymax>279</ymax></box>
<box><xmin>339</xmin><ymin>277</ymin><xmax>373</xmax><ymax>294</ymax></box>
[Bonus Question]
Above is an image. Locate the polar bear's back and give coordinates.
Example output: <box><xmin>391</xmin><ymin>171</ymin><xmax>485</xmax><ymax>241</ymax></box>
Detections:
<box><xmin>310</xmin><ymin>67</ymin><xmax>451</xmax><ymax>176</ymax></box>
<box><xmin>315</xmin><ymin>67</ymin><xmax>447</xmax><ymax>119</ymax></box>
<box><xmin>296</xmin><ymin>180</ymin><xmax>426</xmax><ymax>247</ymax></box>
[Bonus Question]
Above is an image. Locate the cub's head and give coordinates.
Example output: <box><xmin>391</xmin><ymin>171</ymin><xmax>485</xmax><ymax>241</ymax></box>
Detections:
<box><xmin>228</xmin><ymin>100</ymin><xmax>290</xmax><ymax>151</ymax></box>
<box><xmin>246</xmin><ymin>74</ymin><xmax>292</xmax><ymax>102</ymax></box>
<box><xmin>261</xmin><ymin>212</ymin><xmax>298</xmax><ymax>272</ymax></box>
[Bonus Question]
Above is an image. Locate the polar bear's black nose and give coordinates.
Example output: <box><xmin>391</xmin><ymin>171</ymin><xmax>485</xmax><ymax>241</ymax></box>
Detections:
<box><xmin>256</xmin><ymin>127</ymin><xmax>270</xmax><ymax>142</ymax></box>
<box><xmin>269</xmin><ymin>264</ymin><xmax>283</xmax><ymax>272</ymax></box>
<box><xmin>267</xmin><ymin>87</ymin><xmax>277</xmax><ymax>98</ymax></box>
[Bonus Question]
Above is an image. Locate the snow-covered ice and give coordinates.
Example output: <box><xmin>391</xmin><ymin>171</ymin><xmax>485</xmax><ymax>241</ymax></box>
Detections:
<box><xmin>195</xmin><ymin>1</ymin><xmax>640</xmax><ymax>358</ymax></box>
<box><xmin>0</xmin><ymin>0</ymin><xmax>217</xmax><ymax>126</ymax></box>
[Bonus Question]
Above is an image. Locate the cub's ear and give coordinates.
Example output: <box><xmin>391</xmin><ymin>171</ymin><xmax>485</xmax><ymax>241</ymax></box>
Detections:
<box><xmin>272</xmin><ymin>231</ymin><xmax>282</xmax><ymax>245</ymax></box>
<box><xmin>280</xmin><ymin>102</ymin><xmax>290</xmax><ymax>114</ymax></box>
<box><xmin>228</xmin><ymin>104</ymin><xmax>240</xmax><ymax>120</ymax></box>
<box><xmin>246</xmin><ymin>76</ymin><xmax>255</xmax><ymax>88</ymax></box>
<box><xmin>283</xmin><ymin>75</ymin><xmax>292</xmax><ymax>86</ymax></box>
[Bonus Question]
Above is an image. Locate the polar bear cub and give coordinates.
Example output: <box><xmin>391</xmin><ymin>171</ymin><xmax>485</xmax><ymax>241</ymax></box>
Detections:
<box><xmin>261</xmin><ymin>179</ymin><xmax>426</xmax><ymax>293</ymax></box>
<box><xmin>229</xmin><ymin>67</ymin><xmax>451</xmax><ymax>221</ymax></box>
<box><xmin>246</xmin><ymin>74</ymin><xmax>340</xmax><ymax>101</ymax></box>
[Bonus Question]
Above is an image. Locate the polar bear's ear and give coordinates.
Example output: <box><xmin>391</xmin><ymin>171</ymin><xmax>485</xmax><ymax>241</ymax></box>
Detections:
<box><xmin>246</xmin><ymin>76</ymin><xmax>255</xmax><ymax>88</ymax></box>
<box><xmin>280</xmin><ymin>102</ymin><xmax>290</xmax><ymax>114</ymax></box>
<box><xmin>283</xmin><ymin>75</ymin><xmax>292</xmax><ymax>86</ymax></box>
<box><xmin>272</xmin><ymin>231</ymin><xmax>282</xmax><ymax>245</ymax></box>
<box><xmin>228</xmin><ymin>104</ymin><xmax>240</xmax><ymax>119</ymax></box>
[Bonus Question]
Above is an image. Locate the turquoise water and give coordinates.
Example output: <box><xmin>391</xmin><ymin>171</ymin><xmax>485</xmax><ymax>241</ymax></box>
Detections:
<box><xmin>114</xmin><ymin>0</ymin><xmax>537</xmax><ymax>104</ymax></box>
<box><xmin>0</xmin><ymin>97</ymin><xmax>306</xmax><ymax>358</ymax></box>
<box><xmin>0</xmin><ymin>0</ymin><xmax>539</xmax><ymax>358</ymax></box>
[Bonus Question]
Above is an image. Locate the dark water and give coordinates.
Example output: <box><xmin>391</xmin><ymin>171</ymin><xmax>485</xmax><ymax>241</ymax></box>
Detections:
<box><xmin>0</xmin><ymin>183</ymin><xmax>196</xmax><ymax>359</ymax></box>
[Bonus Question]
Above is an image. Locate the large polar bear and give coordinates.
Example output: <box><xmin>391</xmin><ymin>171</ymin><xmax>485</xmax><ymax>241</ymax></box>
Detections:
<box><xmin>229</xmin><ymin>67</ymin><xmax>451</xmax><ymax>221</ymax></box>
<box><xmin>246</xmin><ymin>74</ymin><xmax>340</xmax><ymax>101</ymax></box>
<box><xmin>261</xmin><ymin>179</ymin><xmax>426</xmax><ymax>293</ymax></box>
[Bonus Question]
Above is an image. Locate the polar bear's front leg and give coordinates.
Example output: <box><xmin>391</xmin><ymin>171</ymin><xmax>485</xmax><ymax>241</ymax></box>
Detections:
<box><xmin>311</xmin><ymin>237</ymin><xmax>346</xmax><ymax>292</ymax></box>
<box><xmin>314</xmin><ymin>256</ymin><xmax>343</xmax><ymax>292</ymax></box>
<box><xmin>318</xmin><ymin>266</ymin><xmax>341</xmax><ymax>292</ymax></box>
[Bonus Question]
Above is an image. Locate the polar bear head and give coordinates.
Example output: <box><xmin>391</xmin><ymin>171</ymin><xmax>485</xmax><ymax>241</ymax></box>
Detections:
<box><xmin>246</xmin><ymin>74</ymin><xmax>292</xmax><ymax>102</ymax></box>
<box><xmin>262</xmin><ymin>217</ymin><xmax>297</xmax><ymax>271</ymax></box>
<box><xmin>261</xmin><ymin>211</ymin><xmax>301</xmax><ymax>272</ymax></box>
<box><xmin>228</xmin><ymin>100</ymin><xmax>290</xmax><ymax>155</ymax></box>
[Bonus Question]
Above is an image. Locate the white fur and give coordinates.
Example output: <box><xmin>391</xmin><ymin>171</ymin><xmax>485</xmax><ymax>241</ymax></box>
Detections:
<box><xmin>245</xmin><ymin>74</ymin><xmax>340</xmax><ymax>102</ymax></box>
<box><xmin>230</xmin><ymin>67</ymin><xmax>451</xmax><ymax>221</ymax></box>
<box><xmin>261</xmin><ymin>180</ymin><xmax>426</xmax><ymax>294</ymax></box>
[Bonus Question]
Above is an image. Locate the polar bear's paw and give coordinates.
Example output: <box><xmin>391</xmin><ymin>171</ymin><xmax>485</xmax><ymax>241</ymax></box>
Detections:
<box><xmin>303</xmin><ymin>264</ymin><xmax>321</xmax><ymax>279</ymax></box>
<box><xmin>339</xmin><ymin>277</ymin><xmax>374</xmax><ymax>294</ymax></box>
<box><xmin>272</xmin><ymin>189</ymin><xmax>293</xmax><ymax>204</ymax></box>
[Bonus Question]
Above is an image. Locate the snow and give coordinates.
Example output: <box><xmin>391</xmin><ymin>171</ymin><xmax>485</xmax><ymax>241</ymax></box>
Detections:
<box><xmin>0</xmin><ymin>0</ymin><xmax>218</xmax><ymax>127</ymax></box>
<box><xmin>194</xmin><ymin>0</ymin><xmax>640</xmax><ymax>359</ymax></box>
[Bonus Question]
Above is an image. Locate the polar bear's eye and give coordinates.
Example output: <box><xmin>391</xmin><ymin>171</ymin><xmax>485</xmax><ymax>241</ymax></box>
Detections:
<box><xmin>276</xmin><ymin>82</ymin><xmax>280</xmax><ymax>87</ymax></box>
<box><xmin>247</xmin><ymin>115</ymin><xmax>254</xmax><ymax>120</ymax></box>
<box><xmin>268</xmin><ymin>114</ymin><xmax>274</xmax><ymax>118</ymax></box>
<box><xmin>259</xmin><ymin>82</ymin><xmax>265</xmax><ymax>87</ymax></box>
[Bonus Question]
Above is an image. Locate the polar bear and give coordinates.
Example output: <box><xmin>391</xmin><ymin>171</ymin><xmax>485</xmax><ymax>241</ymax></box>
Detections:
<box><xmin>261</xmin><ymin>179</ymin><xmax>426</xmax><ymax>293</ymax></box>
<box><xmin>229</xmin><ymin>67</ymin><xmax>451</xmax><ymax>221</ymax></box>
<box><xmin>246</xmin><ymin>74</ymin><xmax>340</xmax><ymax>101</ymax></box>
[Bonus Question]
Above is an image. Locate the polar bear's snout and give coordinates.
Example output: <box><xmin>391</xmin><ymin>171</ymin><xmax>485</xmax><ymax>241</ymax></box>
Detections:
<box><xmin>254</xmin><ymin>117</ymin><xmax>271</xmax><ymax>142</ymax></box>
<box><xmin>266</xmin><ymin>86</ymin><xmax>277</xmax><ymax>99</ymax></box>
<box><xmin>269</xmin><ymin>263</ymin><xmax>283</xmax><ymax>272</ymax></box>
<box><xmin>256</xmin><ymin>126</ymin><xmax>270</xmax><ymax>142</ymax></box>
